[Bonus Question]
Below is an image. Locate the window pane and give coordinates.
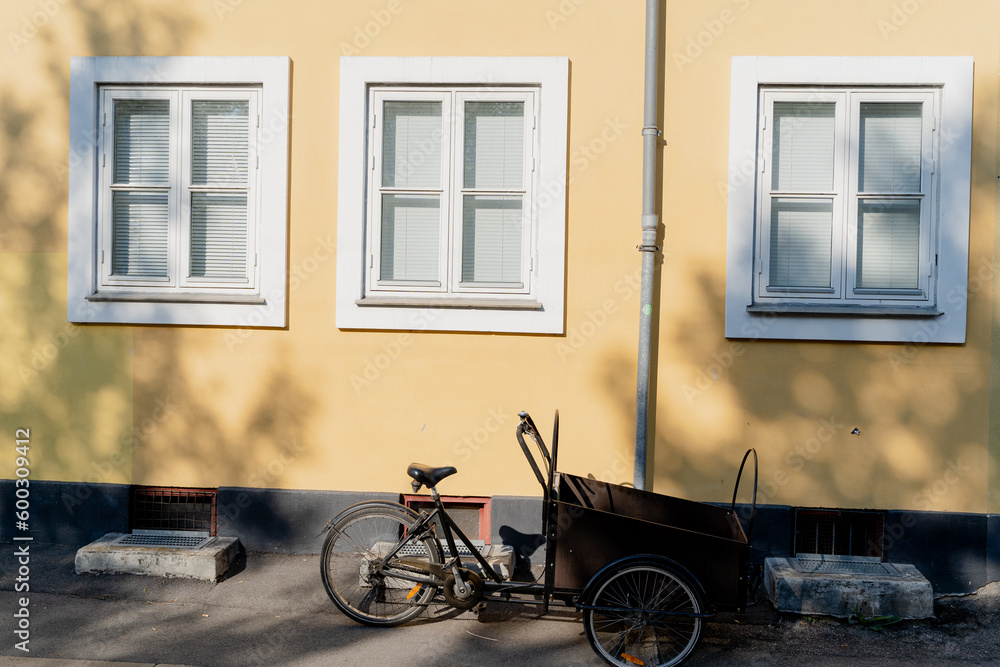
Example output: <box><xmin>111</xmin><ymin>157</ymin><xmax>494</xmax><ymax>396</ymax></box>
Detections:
<box><xmin>769</xmin><ymin>198</ymin><xmax>833</xmax><ymax>288</ymax></box>
<box><xmin>112</xmin><ymin>192</ymin><xmax>168</xmax><ymax>277</ymax></box>
<box><xmin>857</xmin><ymin>199</ymin><xmax>920</xmax><ymax>289</ymax></box>
<box><xmin>462</xmin><ymin>195</ymin><xmax>522</xmax><ymax>284</ymax></box>
<box><xmin>190</xmin><ymin>193</ymin><xmax>247</xmax><ymax>279</ymax></box>
<box><xmin>772</xmin><ymin>102</ymin><xmax>836</xmax><ymax>192</ymax></box>
<box><xmin>114</xmin><ymin>99</ymin><xmax>170</xmax><ymax>185</ymax></box>
<box><xmin>464</xmin><ymin>102</ymin><xmax>524</xmax><ymax>190</ymax></box>
<box><xmin>191</xmin><ymin>100</ymin><xmax>249</xmax><ymax>186</ymax></box>
<box><xmin>859</xmin><ymin>103</ymin><xmax>922</xmax><ymax>193</ymax></box>
<box><xmin>380</xmin><ymin>194</ymin><xmax>440</xmax><ymax>281</ymax></box>
<box><xmin>382</xmin><ymin>101</ymin><xmax>441</xmax><ymax>189</ymax></box>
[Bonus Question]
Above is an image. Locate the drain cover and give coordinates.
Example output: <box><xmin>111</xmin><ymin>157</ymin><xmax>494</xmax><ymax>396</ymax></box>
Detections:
<box><xmin>112</xmin><ymin>534</ymin><xmax>215</xmax><ymax>549</ymax></box>
<box><xmin>790</xmin><ymin>557</ymin><xmax>901</xmax><ymax>577</ymax></box>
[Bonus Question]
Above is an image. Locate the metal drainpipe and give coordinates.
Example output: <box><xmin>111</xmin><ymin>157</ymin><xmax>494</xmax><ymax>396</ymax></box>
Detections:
<box><xmin>634</xmin><ymin>0</ymin><xmax>661</xmax><ymax>491</ymax></box>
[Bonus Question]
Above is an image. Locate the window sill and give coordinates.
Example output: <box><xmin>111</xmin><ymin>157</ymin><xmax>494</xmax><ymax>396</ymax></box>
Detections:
<box><xmin>747</xmin><ymin>303</ymin><xmax>942</xmax><ymax>317</ymax></box>
<box><xmin>357</xmin><ymin>296</ymin><xmax>542</xmax><ymax>310</ymax></box>
<box><xmin>87</xmin><ymin>292</ymin><xmax>267</xmax><ymax>305</ymax></box>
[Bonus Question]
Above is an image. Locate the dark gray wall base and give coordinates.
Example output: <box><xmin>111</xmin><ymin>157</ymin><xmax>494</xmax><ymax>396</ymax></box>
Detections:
<box><xmin>5</xmin><ymin>480</ymin><xmax>998</xmax><ymax>595</ymax></box>
<box><xmin>217</xmin><ymin>487</ymin><xmax>399</xmax><ymax>553</ymax></box>
<box><xmin>989</xmin><ymin>514</ymin><xmax>1000</xmax><ymax>584</ymax></box>
<box><xmin>0</xmin><ymin>479</ymin><xmax>129</xmax><ymax>546</ymax></box>
<box><xmin>882</xmin><ymin>510</ymin><xmax>991</xmax><ymax>595</ymax></box>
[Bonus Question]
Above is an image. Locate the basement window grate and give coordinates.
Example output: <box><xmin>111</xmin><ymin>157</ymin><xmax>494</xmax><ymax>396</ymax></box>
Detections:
<box><xmin>112</xmin><ymin>533</ymin><xmax>216</xmax><ymax>549</ymax></box>
<box><xmin>130</xmin><ymin>486</ymin><xmax>218</xmax><ymax>536</ymax></box>
<box><xmin>793</xmin><ymin>508</ymin><xmax>884</xmax><ymax>559</ymax></box>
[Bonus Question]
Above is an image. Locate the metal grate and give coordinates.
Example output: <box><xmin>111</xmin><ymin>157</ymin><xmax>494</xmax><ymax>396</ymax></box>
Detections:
<box><xmin>396</xmin><ymin>539</ymin><xmax>487</xmax><ymax>559</ymax></box>
<box><xmin>130</xmin><ymin>486</ymin><xmax>218</xmax><ymax>535</ymax></box>
<box><xmin>794</xmin><ymin>508</ymin><xmax>884</xmax><ymax>558</ymax></box>
<box><xmin>791</xmin><ymin>556</ymin><xmax>901</xmax><ymax>577</ymax></box>
<box><xmin>112</xmin><ymin>534</ymin><xmax>216</xmax><ymax>549</ymax></box>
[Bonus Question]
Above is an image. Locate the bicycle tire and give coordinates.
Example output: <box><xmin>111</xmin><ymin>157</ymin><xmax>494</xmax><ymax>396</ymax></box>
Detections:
<box><xmin>321</xmin><ymin>504</ymin><xmax>441</xmax><ymax>626</ymax></box>
<box><xmin>583</xmin><ymin>559</ymin><xmax>705</xmax><ymax>667</ymax></box>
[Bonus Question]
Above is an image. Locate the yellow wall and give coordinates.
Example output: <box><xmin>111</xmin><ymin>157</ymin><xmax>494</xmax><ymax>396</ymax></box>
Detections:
<box><xmin>1</xmin><ymin>0</ymin><xmax>997</xmax><ymax>515</ymax></box>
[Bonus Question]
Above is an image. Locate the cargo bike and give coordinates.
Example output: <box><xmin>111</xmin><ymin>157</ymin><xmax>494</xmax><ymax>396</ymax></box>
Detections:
<box><xmin>319</xmin><ymin>411</ymin><xmax>758</xmax><ymax>667</ymax></box>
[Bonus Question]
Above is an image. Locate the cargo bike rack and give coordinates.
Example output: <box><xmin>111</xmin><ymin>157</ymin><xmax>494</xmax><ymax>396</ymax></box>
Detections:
<box><xmin>319</xmin><ymin>410</ymin><xmax>758</xmax><ymax>667</ymax></box>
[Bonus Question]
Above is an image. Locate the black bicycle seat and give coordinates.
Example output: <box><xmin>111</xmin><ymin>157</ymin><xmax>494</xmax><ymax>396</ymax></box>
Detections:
<box><xmin>407</xmin><ymin>463</ymin><xmax>457</xmax><ymax>488</ymax></box>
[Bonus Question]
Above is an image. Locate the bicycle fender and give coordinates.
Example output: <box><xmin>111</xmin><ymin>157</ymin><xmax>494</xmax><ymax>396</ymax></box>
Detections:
<box><xmin>577</xmin><ymin>554</ymin><xmax>708</xmax><ymax>606</ymax></box>
<box><xmin>314</xmin><ymin>500</ymin><xmax>419</xmax><ymax>538</ymax></box>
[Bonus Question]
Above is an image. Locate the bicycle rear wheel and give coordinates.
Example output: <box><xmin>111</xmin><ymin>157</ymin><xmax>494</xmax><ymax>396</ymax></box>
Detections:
<box><xmin>321</xmin><ymin>504</ymin><xmax>441</xmax><ymax>626</ymax></box>
<box><xmin>583</xmin><ymin>560</ymin><xmax>705</xmax><ymax>667</ymax></box>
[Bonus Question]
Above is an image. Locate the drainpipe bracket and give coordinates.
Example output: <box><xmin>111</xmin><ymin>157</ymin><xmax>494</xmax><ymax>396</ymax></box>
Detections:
<box><xmin>636</xmin><ymin>244</ymin><xmax>660</xmax><ymax>252</ymax></box>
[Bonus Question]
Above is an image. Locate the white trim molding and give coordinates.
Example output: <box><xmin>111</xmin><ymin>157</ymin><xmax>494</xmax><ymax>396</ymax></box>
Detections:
<box><xmin>68</xmin><ymin>56</ymin><xmax>291</xmax><ymax>327</ymax></box>
<box><xmin>336</xmin><ymin>56</ymin><xmax>569</xmax><ymax>334</ymax></box>
<box><xmin>724</xmin><ymin>56</ymin><xmax>973</xmax><ymax>343</ymax></box>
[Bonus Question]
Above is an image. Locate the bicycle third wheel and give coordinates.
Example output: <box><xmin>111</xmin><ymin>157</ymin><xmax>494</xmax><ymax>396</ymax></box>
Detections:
<box><xmin>583</xmin><ymin>559</ymin><xmax>705</xmax><ymax>667</ymax></box>
<box><xmin>321</xmin><ymin>504</ymin><xmax>441</xmax><ymax>626</ymax></box>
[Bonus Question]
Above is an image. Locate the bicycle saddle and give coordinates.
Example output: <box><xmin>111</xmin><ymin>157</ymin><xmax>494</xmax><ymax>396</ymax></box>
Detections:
<box><xmin>407</xmin><ymin>463</ymin><xmax>457</xmax><ymax>488</ymax></box>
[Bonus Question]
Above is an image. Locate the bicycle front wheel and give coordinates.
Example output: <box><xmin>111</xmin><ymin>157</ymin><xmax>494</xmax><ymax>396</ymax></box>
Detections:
<box><xmin>321</xmin><ymin>504</ymin><xmax>441</xmax><ymax>626</ymax></box>
<box><xmin>583</xmin><ymin>560</ymin><xmax>705</xmax><ymax>667</ymax></box>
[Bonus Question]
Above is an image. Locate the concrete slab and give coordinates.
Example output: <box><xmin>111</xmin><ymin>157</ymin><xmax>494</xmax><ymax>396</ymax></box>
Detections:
<box><xmin>74</xmin><ymin>533</ymin><xmax>241</xmax><ymax>583</ymax></box>
<box><xmin>765</xmin><ymin>556</ymin><xmax>934</xmax><ymax>619</ymax></box>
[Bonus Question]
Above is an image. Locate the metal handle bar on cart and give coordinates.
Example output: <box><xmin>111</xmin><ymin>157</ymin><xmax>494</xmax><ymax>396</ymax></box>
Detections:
<box><xmin>516</xmin><ymin>411</ymin><xmax>560</xmax><ymax>538</ymax></box>
<box><xmin>516</xmin><ymin>410</ymin><xmax>558</xmax><ymax>494</ymax></box>
<box><xmin>730</xmin><ymin>448</ymin><xmax>758</xmax><ymax>547</ymax></box>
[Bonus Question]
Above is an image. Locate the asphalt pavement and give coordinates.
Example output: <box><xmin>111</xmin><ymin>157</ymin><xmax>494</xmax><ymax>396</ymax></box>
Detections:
<box><xmin>0</xmin><ymin>543</ymin><xmax>997</xmax><ymax>666</ymax></box>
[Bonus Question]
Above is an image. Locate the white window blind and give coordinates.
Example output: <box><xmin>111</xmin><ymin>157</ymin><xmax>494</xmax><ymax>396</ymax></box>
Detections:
<box><xmin>769</xmin><ymin>199</ymin><xmax>833</xmax><ymax>289</ymax></box>
<box><xmin>112</xmin><ymin>99</ymin><xmax>170</xmax><ymax>278</ymax></box>
<box><xmin>462</xmin><ymin>195</ymin><xmax>523</xmax><ymax>284</ymax></box>
<box><xmin>461</xmin><ymin>101</ymin><xmax>525</xmax><ymax>286</ymax></box>
<box><xmin>191</xmin><ymin>100</ymin><xmax>249</xmax><ymax>186</ymax></box>
<box><xmin>855</xmin><ymin>103</ymin><xmax>923</xmax><ymax>290</ymax></box>
<box><xmin>100</xmin><ymin>87</ymin><xmax>259</xmax><ymax>292</ymax></box>
<box><xmin>189</xmin><ymin>99</ymin><xmax>250</xmax><ymax>280</ymax></box>
<box><xmin>772</xmin><ymin>102</ymin><xmax>836</xmax><ymax>192</ymax></box>
<box><xmin>379</xmin><ymin>101</ymin><xmax>443</xmax><ymax>282</ymax></box>
<box><xmin>114</xmin><ymin>99</ymin><xmax>170</xmax><ymax>185</ymax></box>
<box><xmin>112</xmin><ymin>192</ymin><xmax>169</xmax><ymax>277</ymax></box>
<box><xmin>367</xmin><ymin>87</ymin><xmax>535</xmax><ymax>299</ymax></box>
<box><xmin>768</xmin><ymin>101</ymin><xmax>836</xmax><ymax>290</ymax></box>
<box><xmin>190</xmin><ymin>193</ymin><xmax>248</xmax><ymax>279</ymax></box>
<box><xmin>380</xmin><ymin>194</ymin><xmax>441</xmax><ymax>281</ymax></box>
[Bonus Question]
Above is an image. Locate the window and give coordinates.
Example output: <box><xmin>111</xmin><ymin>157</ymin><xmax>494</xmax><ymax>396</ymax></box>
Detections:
<box><xmin>337</xmin><ymin>57</ymin><xmax>568</xmax><ymax>334</ymax></box>
<box><xmin>68</xmin><ymin>57</ymin><xmax>290</xmax><ymax>327</ymax></box>
<box><xmin>724</xmin><ymin>57</ymin><xmax>973</xmax><ymax>343</ymax></box>
<box><xmin>758</xmin><ymin>89</ymin><xmax>936</xmax><ymax>305</ymax></box>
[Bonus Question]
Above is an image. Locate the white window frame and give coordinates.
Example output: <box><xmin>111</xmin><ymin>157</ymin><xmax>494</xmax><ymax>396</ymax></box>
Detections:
<box><xmin>724</xmin><ymin>57</ymin><xmax>973</xmax><ymax>343</ymax></box>
<box><xmin>68</xmin><ymin>57</ymin><xmax>290</xmax><ymax>327</ymax></box>
<box><xmin>337</xmin><ymin>57</ymin><xmax>568</xmax><ymax>334</ymax></box>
